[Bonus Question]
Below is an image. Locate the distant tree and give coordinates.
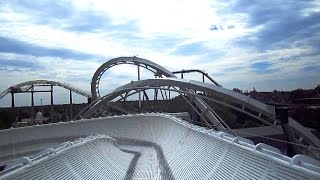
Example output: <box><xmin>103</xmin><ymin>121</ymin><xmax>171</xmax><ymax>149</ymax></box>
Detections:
<box><xmin>290</xmin><ymin>88</ymin><xmax>304</xmax><ymax>99</ymax></box>
<box><xmin>0</xmin><ymin>110</ymin><xmax>11</xmax><ymax>129</ymax></box>
<box><xmin>43</xmin><ymin>111</ymin><xmax>50</xmax><ymax>117</ymax></box>
<box><xmin>20</xmin><ymin>110</ymin><xmax>31</xmax><ymax>118</ymax></box>
<box><xmin>316</xmin><ymin>85</ymin><xmax>320</xmax><ymax>96</ymax></box>
<box><xmin>232</xmin><ymin>88</ymin><xmax>243</xmax><ymax>93</ymax></box>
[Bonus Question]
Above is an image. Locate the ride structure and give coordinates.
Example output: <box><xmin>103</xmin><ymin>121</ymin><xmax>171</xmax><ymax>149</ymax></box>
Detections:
<box><xmin>0</xmin><ymin>80</ymin><xmax>91</xmax><ymax>124</ymax></box>
<box><xmin>0</xmin><ymin>56</ymin><xmax>319</xmax><ymax>179</ymax></box>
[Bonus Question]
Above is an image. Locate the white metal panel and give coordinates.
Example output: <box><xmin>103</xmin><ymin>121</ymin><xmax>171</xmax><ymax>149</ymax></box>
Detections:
<box><xmin>0</xmin><ymin>114</ymin><xmax>319</xmax><ymax>179</ymax></box>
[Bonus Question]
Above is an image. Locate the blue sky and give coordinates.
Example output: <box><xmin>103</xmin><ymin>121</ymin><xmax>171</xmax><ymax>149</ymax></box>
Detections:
<box><xmin>0</xmin><ymin>0</ymin><xmax>319</xmax><ymax>106</ymax></box>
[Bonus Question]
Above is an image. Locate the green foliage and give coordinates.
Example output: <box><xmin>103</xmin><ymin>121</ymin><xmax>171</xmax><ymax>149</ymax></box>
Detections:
<box><xmin>0</xmin><ymin>110</ymin><xmax>11</xmax><ymax>129</ymax></box>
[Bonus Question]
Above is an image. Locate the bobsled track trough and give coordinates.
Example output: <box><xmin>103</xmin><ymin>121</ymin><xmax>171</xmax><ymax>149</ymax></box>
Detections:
<box><xmin>0</xmin><ymin>56</ymin><xmax>320</xmax><ymax>179</ymax></box>
<box><xmin>0</xmin><ymin>114</ymin><xmax>320</xmax><ymax>179</ymax></box>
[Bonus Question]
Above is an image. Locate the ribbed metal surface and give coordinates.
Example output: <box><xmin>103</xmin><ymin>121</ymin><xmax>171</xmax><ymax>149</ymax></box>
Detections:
<box><xmin>2</xmin><ymin>137</ymin><xmax>133</xmax><ymax>180</ymax></box>
<box><xmin>0</xmin><ymin>114</ymin><xmax>319</xmax><ymax>179</ymax></box>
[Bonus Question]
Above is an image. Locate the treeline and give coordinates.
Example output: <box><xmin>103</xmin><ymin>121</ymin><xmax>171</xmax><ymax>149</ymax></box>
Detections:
<box><xmin>233</xmin><ymin>85</ymin><xmax>320</xmax><ymax>104</ymax></box>
<box><xmin>1</xmin><ymin>85</ymin><xmax>319</xmax><ymax>130</ymax></box>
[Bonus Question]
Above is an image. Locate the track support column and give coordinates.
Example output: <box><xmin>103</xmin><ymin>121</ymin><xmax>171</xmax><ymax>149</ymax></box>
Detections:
<box><xmin>69</xmin><ymin>90</ymin><xmax>73</xmax><ymax>120</ymax></box>
<box><xmin>11</xmin><ymin>92</ymin><xmax>15</xmax><ymax>127</ymax></box>
<box><xmin>31</xmin><ymin>85</ymin><xmax>35</xmax><ymax>125</ymax></box>
<box><xmin>50</xmin><ymin>85</ymin><xmax>54</xmax><ymax>122</ymax></box>
<box><xmin>137</xmin><ymin>64</ymin><xmax>141</xmax><ymax>108</ymax></box>
<box><xmin>276</xmin><ymin>107</ymin><xmax>298</xmax><ymax>157</ymax></box>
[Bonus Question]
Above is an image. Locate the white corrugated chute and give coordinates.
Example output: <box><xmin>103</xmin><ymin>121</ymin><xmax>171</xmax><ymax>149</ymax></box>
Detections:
<box><xmin>0</xmin><ymin>114</ymin><xmax>319</xmax><ymax>179</ymax></box>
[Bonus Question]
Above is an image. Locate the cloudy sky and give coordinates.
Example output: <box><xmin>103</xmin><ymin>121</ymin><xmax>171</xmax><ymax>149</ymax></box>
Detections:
<box><xmin>0</xmin><ymin>0</ymin><xmax>319</xmax><ymax>106</ymax></box>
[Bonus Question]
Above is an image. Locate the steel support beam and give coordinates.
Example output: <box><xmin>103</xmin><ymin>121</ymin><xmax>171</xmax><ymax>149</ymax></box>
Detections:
<box><xmin>91</xmin><ymin>57</ymin><xmax>174</xmax><ymax>100</ymax></box>
<box><xmin>69</xmin><ymin>90</ymin><xmax>73</xmax><ymax>120</ymax></box>
<box><xmin>172</xmin><ymin>69</ymin><xmax>222</xmax><ymax>86</ymax></box>
<box><xmin>50</xmin><ymin>85</ymin><xmax>54</xmax><ymax>122</ymax></box>
<box><xmin>11</xmin><ymin>92</ymin><xmax>15</xmax><ymax>126</ymax></box>
<box><xmin>137</xmin><ymin>64</ymin><xmax>141</xmax><ymax>108</ymax></box>
<box><xmin>31</xmin><ymin>85</ymin><xmax>35</xmax><ymax>125</ymax></box>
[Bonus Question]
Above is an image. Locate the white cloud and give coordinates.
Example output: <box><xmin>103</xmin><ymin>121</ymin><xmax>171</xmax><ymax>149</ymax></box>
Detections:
<box><xmin>0</xmin><ymin>53</ymin><xmax>99</xmax><ymax>90</ymax></box>
<box><xmin>0</xmin><ymin>0</ymin><xmax>253</xmax><ymax>57</ymax></box>
<box><xmin>0</xmin><ymin>0</ymin><xmax>319</xmax><ymax>107</ymax></box>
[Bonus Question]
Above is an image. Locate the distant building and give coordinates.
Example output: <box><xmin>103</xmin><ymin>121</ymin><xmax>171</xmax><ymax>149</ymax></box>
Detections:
<box><xmin>20</xmin><ymin>111</ymin><xmax>49</xmax><ymax>125</ymax></box>
<box><xmin>35</xmin><ymin>111</ymin><xmax>49</xmax><ymax>123</ymax></box>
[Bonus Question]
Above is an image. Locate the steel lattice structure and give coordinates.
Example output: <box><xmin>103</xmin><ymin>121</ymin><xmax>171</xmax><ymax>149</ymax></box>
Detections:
<box><xmin>86</xmin><ymin>56</ymin><xmax>320</xmax><ymax>158</ymax></box>
<box><xmin>91</xmin><ymin>56</ymin><xmax>175</xmax><ymax>100</ymax></box>
<box><xmin>0</xmin><ymin>80</ymin><xmax>91</xmax><ymax>100</ymax></box>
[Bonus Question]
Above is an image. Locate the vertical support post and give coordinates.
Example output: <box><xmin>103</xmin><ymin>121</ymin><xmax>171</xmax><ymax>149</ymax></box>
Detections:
<box><xmin>181</xmin><ymin>73</ymin><xmax>184</xmax><ymax>79</ymax></box>
<box><xmin>31</xmin><ymin>85</ymin><xmax>35</xmax><ymax>125</ymax></box>
<box><xmin>160</xmin><ymin>89</ymin><xmax>165</xmax><ymax>100</ymax></box>
<box><xmin>142</xmin><ymin>90</ymin><xmax>149</xmax><ymax>101</ymax></box>
<box><xmin>276</xmin><ymin>107</ymin><xmax>298</xmax><ymax>157</ymax></box>
<box><xmin>50</xmin><ymin>85</ymin><xmax>54</xmax><ymax>122</ymax></box>
<box><xmin>69</xmin><ymin>90</ymin><xmax>73</xmax><ymax>120</ymax></box>
<box><xmin>124</xmin><ymin>92</ymin><xmax>129</xmax><ymax>103</ymax></box>
<box><xmin>164</xmin><ymin>89</ymin><xmax>168</xmax><ymax>100</ymax></box>
<box><xmin>202</xmin><ymin>74</ymin><xmax>205</xmax><ymax>83</ymax></box>
<box><xmin>40</xmin><ymin>99</ymin><xmax>43</xmax><ymax>112</ymax></box>
<box><xmin>154</xmin><ymin>89</ymin><xmax>158</xmax><ymax>101</ymax></box>
<box><xmin>11</xmin><ymin>92</ymin><xmax>15</xmax><ymax>127</ymax></box>
<box><xmin>137</xmin><ymin>64</ymin><xmax>141</xmax><ymax>108</ymax></box>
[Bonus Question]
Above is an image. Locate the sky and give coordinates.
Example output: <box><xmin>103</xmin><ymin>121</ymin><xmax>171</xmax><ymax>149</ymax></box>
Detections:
<box><xmin>0</xmin><ymin>0</ymin><xmax>319</xmax><ymax>107</ymax></box>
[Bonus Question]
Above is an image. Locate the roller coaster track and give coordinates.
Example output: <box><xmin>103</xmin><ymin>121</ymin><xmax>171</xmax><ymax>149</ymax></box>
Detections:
<box><xmin>0</xmin><ymin>80</ymin><xmax>91</xmax><ymax>100</ymax></box>
<box><xmin>90</xmin><ymin>56</ymin><xmax>228</xmax><ymax>130</ymax></box>
<box><xmin>87</xmin><ymin>57</ymin><xmax>320</xmax><ymax>157</ymax></box>
<box><xmin>172</xmin><ymin>69</ymin><xmax>222</xmax><ymax>87</ymax></box>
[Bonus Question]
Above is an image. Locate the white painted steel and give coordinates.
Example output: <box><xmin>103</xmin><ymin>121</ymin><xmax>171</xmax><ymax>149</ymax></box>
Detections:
<box><xmin>90</xmin><ymin>56</ymin><xmax>225</xmax><ymax>130</ymax></box>
<box><xmin>0</xmin><ymin>80</ymin><xmax>92</xmax><ymax>99</ymax></box>
<box><xmin>91</xmin><ymin>56</ymin><xmax>175</xmax><ymax>100</ymax></box>
<box><xmin>115</xmin><ymin>78</ymin><xmax>276</xmax><ymax>118</ymax></box>
<box><xmin>0</xmin><ymin>114</ymin><xmax>319</xmax><ymax>179</ymax></box>
<box><xmin>81</xmin><ymin>78</ymin><xmax>277</xmax><ymax>128</ymax></box>
<box><xmin>1</xmin><ymin>135</ymin><xmax>133</xmax><ymax>180</ymax></box>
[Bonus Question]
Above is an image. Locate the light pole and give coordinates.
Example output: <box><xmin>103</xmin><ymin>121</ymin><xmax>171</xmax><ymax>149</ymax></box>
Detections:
<box><xmin>40</xmin><ymin>98</ymin><xmax>43</xmax><ymax>112</ymax></box>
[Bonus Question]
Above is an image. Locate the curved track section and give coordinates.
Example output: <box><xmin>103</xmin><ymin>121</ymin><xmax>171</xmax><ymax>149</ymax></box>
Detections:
<box><xmin>0</xmin><ymin>80</ymin><xmax>91</xmax><ymax>99</ymax></box>
<box><xmin>172</xmin><ymin>69</ymin><xmax>222</xmax><ymax>86</ymax></box>
<box><xmin>79</xmin><ymin>79</ymin><xmax>320</xmax><ymax>154</ymax></box>
<box><xmin>91</xmin><ymin>56</ymin><xmax>176</xmax><ymax>100</ymax></box>
<box><xmin>80</xmin><ymin>78</ymin><xmax>277</xmax><ymax>127</ymax></box>
<box><xmin>0</xmin><ymin>114</ymin><xmax>319</xmax><ymax>179</ymax></box>
<box><xmin>90</xmin><ymin>56</ymin><xmax>227</xmax><ymax>130</ymax></box>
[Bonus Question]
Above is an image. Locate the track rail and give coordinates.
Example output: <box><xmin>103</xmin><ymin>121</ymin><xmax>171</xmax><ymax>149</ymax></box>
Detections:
<box><xmin>0</xmin><ymin>80</ymin><xmax>91</xmax><ymax>99</ymax></box>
